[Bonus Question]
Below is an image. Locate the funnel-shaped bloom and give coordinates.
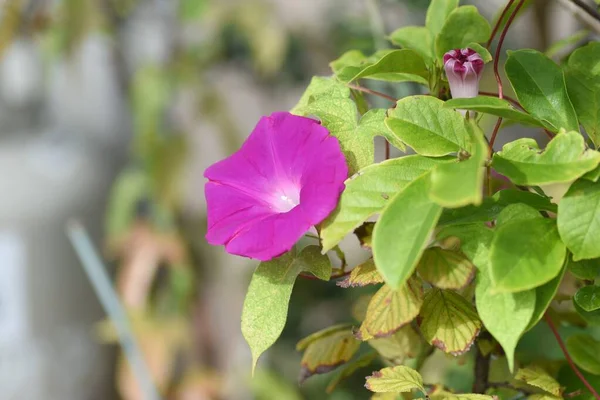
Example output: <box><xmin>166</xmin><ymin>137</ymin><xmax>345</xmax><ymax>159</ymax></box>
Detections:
<box><xmin>444</xmin><ymin>48</ymin><xmax>484</xmax><ymax>99</ymax></box>
<box><xmin>204</xmin><ymin>112</ymin><xmax>348</xmax><ymax>261</ymax></box>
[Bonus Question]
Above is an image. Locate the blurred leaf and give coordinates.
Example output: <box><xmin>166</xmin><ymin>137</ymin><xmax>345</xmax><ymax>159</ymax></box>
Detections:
<box><xmin>365</xmin><ymin>365</ymin><xmax>425</xmax><ymax>395</ymax></box>
<box><xmin>373</xmin><ymin>173</ymin><xmax>442</xmax><ymax>289</ymax></box>
<box><xmin>435</xmin><ymin>6</ymin><xmax>491</xmax><ymax>58</ymax></box>
<box><xmin>545</xmin><ymin>30</ymin><xmax>589</xmax><ymax>59</ymax></box>
<box><xmin>354</xmin><ymin>222</ymin><xmax>375</xmax><ymax>249</ymax></box>
<box><xmin>574</xmin><ymin>285</ymin><xmax>600</xmax><ymax>312</ymax></box>
<box><xmin>388</xmin><ymin>26</ymin><xmax>433</xmax><ymax>64</ymax></box>
<box><xmin>515</xmin><ymin>365</ymin><xmax>562</xmax><ymax>396</ymax></box>
<box><xmin>296</xmin><ymin>324</ymin><xmax>352</xmax><ymax>351</ymax></box>
<box><xmin>417</xmin><ymin>247</ymin><xmax>475</xmax><ymax>290</ymax></box>
<box><xmin>338</xmin><ymin>259</ymin><xmax>383</xmax><ymax>288</ymax></box>
<box><xmin>106</xmin><ymin>168</ymin><xmax>150</xmax><ymax>240</ymax></box>
<box><xmin>386</xmin><ymin>96</ymin><xmax>470</xmax><ymax>156</ymax></box>
<box><xmin>492</xmin><ymin>132</ymin><xmax>600</xmax><ymax>186</ymax></box>
<box><xmin>326</xmin><ymin>352</ymin><xmax>377</xmax><ymax>393</ymax></box>
<box><xmin>0</xmin><ymin>0</ymin><xmax>21</xmax><ymax>60</ymax></box>
<box><xmin>358</xmin><ymin>279</ymin><xmax>423</xmax><ymax>340</ymax></box>
<box><xmin>419</xmin><ymin>289</ymin><xmax>482</xmax><ymax>355</ymax></box>
<box><xmin>568</xmin><ymin>255</ymin><xmax>600</xmax><ymax>280</ymax></box>
<box><xmin>368</xmin><ymin>325</ymin><xmax>422</xmax><ymax>364</ymax></box>
<box><xmin>250</xmin><ymin>370</ymin><xmax>302</xmax><ymax>400</ymax></box>
<box><xmin>298</xmin><ymin>329</ymin><xmax>360</xmax><ymax>384</ymax></box>
<box><xmin>179</xmin><ymin>0</ymin><xmax>208</xmax><ymax>21</ymax></box>
<box><xmin>241</xmin><ymin>246</ymin><xmax>331</xmax><ymax>372</ymax></box>
<box><xmin>505</xmin><ymin>50</ymin><xmax>579</xmax><ymax>132</ymax></box>
<box><xmin>558</xmin><ymin>179</ymin><xmax>600</xmax><ymax>261</ymax></box>
<box><xmin>320</xmin><ymin>155</ymin><xmax>450</xmax><ymax>252</ymax></box>
<box><xmin>444</xmin><ymin>97</ymin><xmax>545</xmax><ymax>128</ymax></box>
<box><xmin>566</xmin><ymin>334</ymin><xmax>600</xmax><ymax>375</ymax></box>
<box><xmin>490</xmin><ymin>218</ymin><xmax>566</xmax><ymax>293</ymax></box>
<box><xmin>425</xmin><ymin>0</ymin><xmax>459</xmax><ymax>38</ymax></box>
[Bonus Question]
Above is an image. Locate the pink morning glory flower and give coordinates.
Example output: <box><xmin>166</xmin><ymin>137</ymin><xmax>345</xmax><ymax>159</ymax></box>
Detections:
<box><xmin>444</xmin><ymin>48</ymin><xmax>484</xmax><ymax>99</ymax></box>
<box><xmin>204</xmin><ymin>111</ymin><xmax>348</xmax><ymax>261</ymax></box>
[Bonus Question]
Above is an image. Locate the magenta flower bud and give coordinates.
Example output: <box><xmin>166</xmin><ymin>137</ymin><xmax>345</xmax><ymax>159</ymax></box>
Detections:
<box><xmin>443</xmin><ymin>48</ymin><xmax>484</xmax><ymax>99</ymax></box>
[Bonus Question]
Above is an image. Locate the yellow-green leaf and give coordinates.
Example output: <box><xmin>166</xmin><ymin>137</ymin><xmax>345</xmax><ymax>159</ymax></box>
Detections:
<box><xmin>417</xmin><ymin>247</ymin><xmax>475</xmax><ymax>290</ymax></box>
<box><xmin>419</xmin><ymin>289</ymin><xmax>482</xmax><ymax>355</ymax></box>
<box><xmin>338</xmin><ymin>259</ymin><xmax>383</xmax><ymax>288</ymax></box>
<box><xmin>298</xmin><ymin>329</ymin><xmax>361</xmax><ymax>383</ymax></box>
<box><xmin>515</xmin><ymin>366</ymin><xmax>562</xmax><ymax>397</ymax></box>
<box><xmin>368</xmin><ymin>325</ymin><xmax>422</xmax><ymax>364</ymax></box>
<box><xmin>358</xmin><ymin>280</ymin><xmax>423</xmax><ymax>340</ymax></box>
<box><xmin>365</xmin><ymin>366</ymin><xmax>425</xmax><ymax>394</ymax></box>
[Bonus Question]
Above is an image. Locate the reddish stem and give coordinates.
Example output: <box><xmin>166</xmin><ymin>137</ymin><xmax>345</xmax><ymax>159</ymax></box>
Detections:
<box><xmin>487</xmin><ymin>0</ymin><xmax>517</xmax><ymax>49</ymax></box>
<box><xmin>347</xmin><ymin>84</ymin><xmax>397</xmax><ymax>103</ymax></box>
<box><xmin>299</xmin><ymin>270</ymin><xmax>352</xmax><ymax>281</ymax></box>
<box><xmin>385</xmin><ymin>141</ymin><xmax>390</xmax><ymax>160</ymax></box>
<box><xmin>545</xmin><ymin>314</ymin><xmax>600</xmax><ymax>400</ymax></box>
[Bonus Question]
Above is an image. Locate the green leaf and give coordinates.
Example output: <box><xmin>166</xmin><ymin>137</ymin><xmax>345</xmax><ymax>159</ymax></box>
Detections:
<box><xmin>385</xmin><ymin>96</ymin><xmax>470</xmax><ymax>156</ymax></box>
<box><xmin>526</xmin><ymin>264</ymin><xmax>566</xmax><ymax>331</ymax></box>
<box><xmin>575</xmin><ymin>301</ymin><xmax>600</xmax><ymax>325</ymax></box>
<box><xmin>574</xmin><ymin>285</ymin><xmax>600</xmax><ymax>312</ymax></box>
<box><xmin>297</xmin><ymin>324</ymin><xmax>352</xmax><ymax>351</ymax></box>
<box><xmin>439</xmin><ymin>189</ymin><xmax>557</xmax><ymax>226</ymax></box>
<box><xmin>567</xmin><ymin>41</ymin><xmax>600</xmax><ymax>74</ymax></box>
<box><xmin>388</xmin><ymin>27</ymin><xmax>433</xmax><ymax>64</ymax></box>
<box><xmin>490</xmin><ymin>218</ymin><xmax>566</xmax><ymax>293</ymax></box>
<box><xmin>241</xmin><ymin>246</ymin><xmax>331</xmax><ymax>371</ymax></box>
<box><xmin>105</xmin><ymin>168</ymin><xmax>150</xmax><ymax>239</ymax></box>
<box><xmin>429</xmin><ymin>119</ymin><xmax>487</xmax><ymax>207</ymax></box>
<box><xmin>492</xmin><ymin>131</ymin><xmax>600</xmax><ymax>185</ymax></box>
<box><xmin>426</xmin><ymin>0</ymin><xmax>459</xmax><ymax>37</ymax></box>
<box><xmin>568</xmin><ymin>255</ymin><xmax>600</xmax><ymax>280</ymax></box>
<box><xmin>365</xmin><ymin>366</ymin><xmax>425</xmax><ymax>394</ymax></box>
<box><xmin>368</xmin><ymin>325</ymin><xmax>422</xmax><ymax>363</ymax></box>
<box><xmin>495</xmin><ymin>203</ymin><xmax>542</xmax><ymax>227</ymax></box>
<box><xmin>476</xmin><ymin>272</ymin><xmax>536</xmax><ymax>372</ymax></box>
<box><xmin>419</xmin><ymin>289</ymin><xmax>482</xmax><ymax>355</ymax></box>
<box><xmin>338</xmin><ymin>259</ymin><xmax>383</xmax><ymax>288</ymax></box>
<box><xmin>358</xmin><ymin>280</ymin><xmax>423</xmax><ymax>340</ymax></box>
<box><xmin>545</xmin><ymin>30</ymin><xmax>589</xmax><ymax>59</ymax></box>
<box><xmin>373</xmin><ymin>173</ymin><xmax>442</xmax><ymax>289</ymax></box>
<box><xmin>515</xmin><ymin>366</ymin><xmax>562</xmax><ymax>396</ymax></box>
<box><xmin>293</xmin><ymin>78</ymin><xmax>395</xmax><ymax>174</ymax></box>
<box><xmin>583</xmin><ymin>165</ymin><xmax>600</xmax><ymax>182</ymax></box>
<box><xmin>330</xmin><ymin>50</ymin><xmax>367</xmax><ymax>76</ymax></box>
<box><xmin>444</xmin><ymin>97</ymin><xmax>545</xmax><ymax>128</ymax></box>
<box><xmin>437</xmin><ymin>223</ymin><xmax>494</xmax><ymax>270</ymax></box>
<box><xmin>566</xmin><ymin>334</ymin><xmax>600</xmax><ymax>375</ymax></box>
<box><xmin>418</xmin><ymin>248</ymin><xmax>475</xmax><ymax>290</ymax></box>
<box><xmin>431</xmin><ymin>393</ymin><xmax>495</xmax><ymax>400</ymax></box>
<box><xmin>467</xmin><ymin>42</ymin><xmax>493</xmax><ymax>63</ymax></box>
<box><xmin>565</xmin><ymin>68</ymin><xmax>600</xmax><ymax>148</ymax></box>
<box><xmin>505</xmin><ymin>49</ymin><xmax>579</xmax><ymax>132</ymax></box>
<box><xmin>326</xmin><ymin>352</ymin><xmax>377</xmax><ymax>393</ymax></box>
<box><xmin>337</xmin><ymin>49</ymin><xmax>429</xmax><ymax>85</ymax></box>
<box><xmin>320</xmin><ymin>155</ymin><xmax>450</xmax><ymax>252</ymax></box>
<box><xmin>558</xmin><ymin>179</ymin><xmax>600</xmax><ymax>260</ymax></box>
<box><xmin>354</xmin><ymin>222</ymin><xmax>375</xmax><ymax>249</ymax></box>
<box><xmin>298</xmin><ymin>328</ymin><xmax>361</xmax><ymax>383</ymax></box>
<box><xmin>435</xmin><ymin>6</ymin><xmax>491</xmax><ymax>58</ymax></box>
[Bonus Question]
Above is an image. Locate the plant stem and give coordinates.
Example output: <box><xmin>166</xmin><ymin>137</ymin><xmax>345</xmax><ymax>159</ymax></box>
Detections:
<box><xmin>544</xmin><ymin>313</ymin><xmax>600</xmax><ymax>400</ymax></box>
<box><xmin>479</xmin><ymin>91</ymin><xmax>522</xmax><ymax>109</ymax></box>
<box><xmin>347</xmin><ymin>84</ymin><xmax>397</xmax><ymax>103</ymax></box>
<box><xmin>473</xmin><ymin>345</ymin><xmax>491</xmax><ymax>393</ymax></box>
<box><xmin>487</xmin><ymin>0</ymin><xmax>517</xmax><ymax>49</ymax></box>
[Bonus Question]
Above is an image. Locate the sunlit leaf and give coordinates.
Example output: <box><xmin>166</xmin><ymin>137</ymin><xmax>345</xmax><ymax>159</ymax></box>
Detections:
<box><xmin>321</xmin><ymin>156</ymin><xmax>450</xmax><ymax>252</ymax></box>
<box><xmin>425</xmin><ymin>0</ymin><xmax>459</xmax><ymax>37</ymax></box>
<box><xmin>435</xmin><ymin>6</ymin><xmax>491</xmax><ymax>58</ymax></box>
<box><xmin>568</xmin><ymin>255</ymin><xmax>600</xmax><ymax>280</ymax></box>
<box><xmin>492</xmin><ymin>131</ymin><xmax>600</xmax><ymax>186</ymax></box>
<box><xmin>444</xmin><ymin>96</ymin><xmax>545</xmax><ymax>128</ymax></box>
<box><xmin>365</xmin><ymin>366</ymin><xmax>425</xmax><ymax>394</ymax></box>
<box><xmin>389</xmin><ymin>26</ymin><xmax>433</xmax><ymax>64</ymax></box>
<box><xmin>419</xmin><ymin>289</ymin><xmax>482</xmax><ymax>355</ymax></box>
<box><xmin>557</xmin><ymin>179</ymin><xmax>600</xmax><ymax>261</ymax></box>
<box><xmin>574</xmin><ymin>285</ymin><xmax>600</xmax><ymax>312</ymax></box>
<box><xmin>437</xmin><ymin>223</ymin><xmax>493</xmax><ymax>270</ymax></box>
<box><xmin>373</xmin><ymin>173</ymin><xmax>442</xmax><ymax>289</ymax></box>
<box><xmin>242</xmin><ymin>246</ymin><xmax>331</xmax><ymax>371</ymax></box>
<box><xmin>337</xmin><ymin>259</ymin><xmax>383</xmax><ymax>288</ymax></box>
<box><xmin>367</xmin><ymin>325</ymin><xmax>422</xmax><ymax>364</ymax></box>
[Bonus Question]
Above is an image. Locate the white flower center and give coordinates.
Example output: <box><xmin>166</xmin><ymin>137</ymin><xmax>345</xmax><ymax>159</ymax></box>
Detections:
<box><xmin>272</xmin><ymin>186</ymin><xmax>300</xmax><ymax>213</ymax></box>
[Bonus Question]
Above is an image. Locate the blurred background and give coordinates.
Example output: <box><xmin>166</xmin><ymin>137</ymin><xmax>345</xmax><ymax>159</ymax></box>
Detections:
<box><xmin>0</xmin><ymin>0</ymin><xmax>596</xmax><ymax>399</ymax></box>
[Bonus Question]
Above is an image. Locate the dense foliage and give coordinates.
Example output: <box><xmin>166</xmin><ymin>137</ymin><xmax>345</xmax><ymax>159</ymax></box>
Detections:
<box><xmin>206</xmin><ymin>0</ymin><xmax>600</xmax><ymax>398</ymax></box>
